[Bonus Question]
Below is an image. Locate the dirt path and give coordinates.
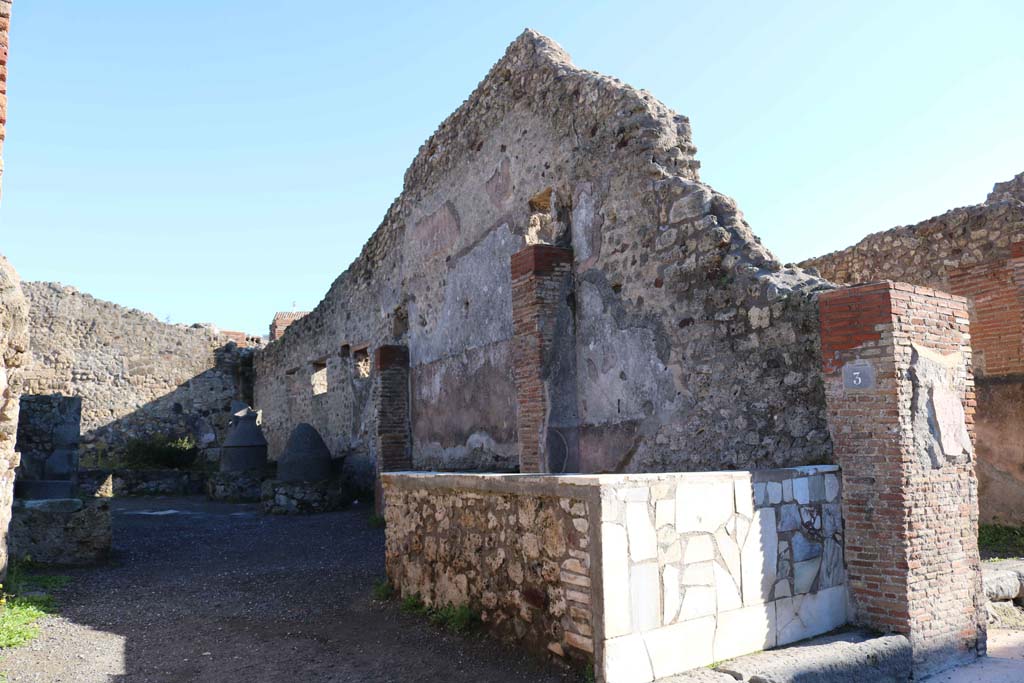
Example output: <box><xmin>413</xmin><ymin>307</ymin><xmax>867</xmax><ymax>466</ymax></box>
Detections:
<box><xmin>1</xmin><ymin>496</ymin><xmax>582</xmax><ymax>683</ymax></box>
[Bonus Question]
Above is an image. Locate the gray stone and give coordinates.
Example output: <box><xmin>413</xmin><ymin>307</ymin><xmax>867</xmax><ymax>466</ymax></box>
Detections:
<box><xmin>714</xmin><ymin>630</ymin><xmax>911</xmax><ymax>683</ymax></box>
<box><xmin>791</xmin><ymin>532</ymin><xmax>822</xmax><ymax>562</ymax></box>
<box><xmin>778</xmin><ymin>504</ymin><xmax>802</xmax><ymax>532</ymax></box>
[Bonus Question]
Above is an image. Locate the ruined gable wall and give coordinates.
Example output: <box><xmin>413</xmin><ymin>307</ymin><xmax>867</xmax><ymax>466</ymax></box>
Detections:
<box><xmin>253</xmin><ymin>31</ymin><xmax>835</xmax><ymax>482</ymax></box>
<box><xmin>21</xmin><ymin>282</ymin><xmax>252</xmax><ymax>460</ymax></box>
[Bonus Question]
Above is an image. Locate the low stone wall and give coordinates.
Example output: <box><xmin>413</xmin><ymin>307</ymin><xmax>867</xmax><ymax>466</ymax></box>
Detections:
<box><xmin>261</xmin><ymin>479</ymin><xmax>350</xmax><ymax>515</ymax></box>
<box><xmin>383</xmin><ymin>467</ymin><xmax>848</xmax><ymax>682</ymax></box>
<box><xmin>78</xmin><ymin>468</ymin><xmax>207</xmax><ymax>497</ymax></box>
<box><xmin>9</xmin><ymin>498</ymin><xmax>111</xmax><ymax>565</ymax></box>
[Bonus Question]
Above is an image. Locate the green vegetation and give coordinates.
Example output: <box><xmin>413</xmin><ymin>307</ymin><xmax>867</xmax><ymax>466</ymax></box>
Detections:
<box><xmin>582</xmin><ymin>663</ymin><xmax>595</xmax><ymax>683</ymax></box>
<box><xmin>367</xmin><ymin>514</ymin><xmax>386</xmax><ymax>530</ymax></box>
<box><xmin>979</xmin><ymin>524</ymin><xmax>1024</xmax><ymax>560</ymax></box>
<box><xmin>397</xmin><ymin>593</ymin><xmax>480</xmax><ymax>634</ymax></box>
<box><xmin>372</xmin><ymin>578</ymin><xmax>395</xmax><ymax>601</ymax></box>
<box><xmin>0</xmin><ymin>560</ymin><xmax>68</xmax><ymax>649</ymax></box>
<box><xmin>123</xmin><ymin>435</ymin><xmax>198</xmax><ymax>469</ymax></box>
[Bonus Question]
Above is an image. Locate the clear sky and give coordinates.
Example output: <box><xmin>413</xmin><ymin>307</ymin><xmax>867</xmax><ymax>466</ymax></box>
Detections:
<box><xmin>2</xmin><ymin>1</ymin><xmax>1021</xmax><ymax>335</ymax></box>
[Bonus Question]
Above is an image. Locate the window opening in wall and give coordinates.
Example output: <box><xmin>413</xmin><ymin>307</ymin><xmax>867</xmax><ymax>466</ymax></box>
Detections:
<box><xmin>353</xmin><ymin>347</ymin><xmax>371</xmax><ymax>379</ymax></box>
<box><xmin>340</xmin><ymin>344</ymin><xmax>351</xmax><ymax>359</ymax></box>
<box><xmin>310</xmin><ymin>360</ymin><xmax>328</xmax><ymax>396</ymax></box>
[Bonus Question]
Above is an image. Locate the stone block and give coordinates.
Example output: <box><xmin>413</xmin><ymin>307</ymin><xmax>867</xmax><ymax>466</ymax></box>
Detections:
<box><xmin>767</xmin><ymin>481</ymin><xmax>783</xmax><ymax>505</ymax></box>
<box><xmin>824</xmin><ymin>474</ymin><xmax>840</xmax><ymax>502</ymax></box>
<box><xmin>642</xmin><ymin>616</ymin><xmax>716</xmax><ymax>679</ymax></box>
<box><xmin>741</xmin><ymin>508</ymin><xmax>778</xmax><ymax>606</ymax></box>
<box><xmin>663</xmin><ymin>564</ymin><xmax>681</xmax><ymax>624</ymax></box>
<box><xmin>791</xmin><ymin>532</ymin><xmax>822</xmax><ymax>562</ymax></box>
<box><xmin>631</xmin><ymin>561</ymin><xmax>661</xmax><ymax>631</ymax></box>
<box><xmin>677</xmin><ymin>480</ymin><xmax>734</xmax><ymax>533</ymax></box>
<box><xmin>713</xmin><ymin>603</ymin><xmax>775</xmax><ymax>662</ymax></box>
<box><xmin>602</xmin><ymin>522</ymin><xmax>632</xmax><ymax>638</ymax></box>
<box><xmin>655</xmin><ymin>499</ymin><xmax>675</xmax><ymax>528</ymax></box>
<box><xmin>680</xmin><ymin>585</ymin><xmax>716</xmax><ymax>620</ymax></box>
<box><xmin>714</xmin><ymin>561</ymin><xmax>742</xmax><ymax>611</ymax></box>
<box><xmin>734</xmin><ymin>476</ymin><xmax>754</xmax><ymax>518</ymax></box>
<box><xmin>775</xmin><ymin>585</ymin><xmax>849</xmax><ymax>646</ymax></box>
<box><xmin>626</xmin><ymin>501</ymin><xmax>657</xmax><ymax>561</ymax></box>
<box><xmin>792</xmin><ymin>477</ymin><xmax>810</xmax><ymax>504</ymax></box>
<box><xmin>683</xmin><ymin>534</ymin><xmax>716</xmax><ymax>564</ymax></box>
<box><xmin>603</xmin><ymin>633</ymin><xmax>653</xmax><ymax>683</ymax></box>
<box><xmin>793</xmin><ymin>557</ymin><xmax>821</xmax><ymax>595</ymax></box>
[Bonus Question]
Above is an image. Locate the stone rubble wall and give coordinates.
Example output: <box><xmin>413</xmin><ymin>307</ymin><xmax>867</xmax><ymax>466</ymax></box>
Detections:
<box><xmin>800</xmin><ymin>174</ymin><xmax>1024</xmax><ymax>293</ymax></box>
<box><xmin>77</xmin><ymin>468</ymin><xmax>207</xmax><ymax>498</ymax></box>
<box><xmin>0</xmin><ymin>254</ymin><xmax>27</xmax><ymax>578</ymax></box>
<box><xmin>383</xmin><ymin>468</ymin><xmax>848</xmax><ymax>682</ymax></box>
<box><xmin>21</xmin><ymin>281</ymin><xmax>254</xmax><ymax>461</ymax></box>
<box><xmin>9</xmin><ymin>497</ymin><xmax>110</xmax><ymax>566</ymax></box>
<box><xmin>383</xmin><ymin>473</ymin><xmax>598</xmax><ymax>664</ymax></box>
<box><xmin>15</xmin><ymin>394</ymin><xmax>80</xmax><ymax>482</ymax></box>
<box><xmin>255</xmin><ymin>30</ymin><xmax>835</xmax><ymax>483</ymax></box>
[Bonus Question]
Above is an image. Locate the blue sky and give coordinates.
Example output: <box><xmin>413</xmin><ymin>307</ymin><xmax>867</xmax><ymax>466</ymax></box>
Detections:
<box><xmin>2</xmin><ymin>1</ymin><xmax>1021</xmax><ymax>334</ymax></box>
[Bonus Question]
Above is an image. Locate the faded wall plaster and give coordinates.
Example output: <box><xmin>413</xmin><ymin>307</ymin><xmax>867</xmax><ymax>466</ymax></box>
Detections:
<box><xmin>254</xmin><ymin>30</ymin><xmax>835</xmax><ymax>479</ymax></box>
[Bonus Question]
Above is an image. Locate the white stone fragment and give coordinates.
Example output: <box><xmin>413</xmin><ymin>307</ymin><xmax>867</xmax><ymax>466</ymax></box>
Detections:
<box><xmin>602</xmin><ymin>523</ymin><xmax>632</xmax><ymax>638</ymax></box>
<box><xmin>683</xmin><ymin>534</ymin><xmax>716</xmax><ymax>564</ymax></box>
<box><xmin>714</xmin><ymin>603</ymin><xmax>776</xmax><ymax>662</ymax></box>
<box><xmin>663</xmin><ymin>565</ymin><xmax>680</xmax><ymax>624</ymax></box>
<box><xmin>677</xmin><ymin>480</ymin><xmax>734</xmax><ymax>532</ymax></box>
<box><xmin>655</xmin><ymin>499</ymin><xmax>675</xmax><ymax>529</ymax></box>
<box><xmin>714</xmin><ymin>561</ymin><xmax>742</xmax><ymax>611</ymax></box>
<box><xmin>824</xmin><ymin>474</ymin><xmax>840</xmax><ymax>503</ymax></box>
<box><xmin>775</xmin><ymin>586</ymin><xmax>849</xmax><ymax>646</ymax></box>
<box><xmin>631</xmin><ymin>562</ymin><xmax>661</xmax><ymax>631</ymax></box>
<box><xmin>767</xmin><ymin>482</ymin><xmax>783</xmax><ymax>505</ymax></box>
<box><xmin>782</xmin><ymin>479</ymin><xmax>793</xmax><ymax>502</ymax></box>
<box><xmin>603</xmin><ymin>633</ymin><xmax>654</xmax><ymax>683</ymax></box>
<box><xmin>715</xmin><ymin>528</ymin><xmax>741</xmax><ymax>588</ymax></box>
<box><xmin>793</xmin><ymin>477</ymin><xmax>811</xmax><ymax>504</ymax></box>
<box><xmin>626</xmin><ymin>501</ymin><xmax>658</xmax><ymax>561</ymax></box>
<box><xmin>741</xmin><ymin>508</ymin><xmax>778</xmax><ymax>606</ymax></box>
<box><xmin>681</xmin><ymin>561</ymin><xmax>714</xmax><ymax>586</ymax></box>
<box><xmin>680</xmin><ymin>585</ymin><xmax>716</xmax><ymax>620</ymax></box>
<box><xmin>642</xmin><ymin>616</ymin><xmax>716</xmax><ymax>679</ymax></box>
<box><xmin>734</xmin><ymin>476</ymin><xmax>754</xmax><ymax>518</ymax></box>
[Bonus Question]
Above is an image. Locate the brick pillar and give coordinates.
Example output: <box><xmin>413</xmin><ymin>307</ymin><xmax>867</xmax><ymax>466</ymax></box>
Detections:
<box><xmin>819</xmin><ymin>281</ymin><xmax>985</xmax><ymax>674</ymax></box>
<box><xmin>511</xmin><ymin>245</ymin><xmax>573</xmax><ymax>473</ymax></box>
<box><xmin>373</xmin><ymin>345</ymin><xmax>410</xmax><ymax>513</ymax></box>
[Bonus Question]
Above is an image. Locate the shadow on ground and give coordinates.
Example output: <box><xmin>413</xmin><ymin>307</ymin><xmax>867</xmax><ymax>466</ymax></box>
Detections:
<box><xmin>2</xmin><ymin>496</ymin><xmax>583</xmax><ymax>683</ymax></box>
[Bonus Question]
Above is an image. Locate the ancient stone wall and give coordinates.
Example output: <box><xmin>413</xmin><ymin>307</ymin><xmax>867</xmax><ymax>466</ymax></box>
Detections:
<box><xmin>15</xmin><ymin>394</ymin><xmax>81</xmax><ymax>483</ymax></box>
<box><xmin>802</xmin><ymin>176</ymin><xmax>1024</xmax><ymax>525</ymax></box>
<box><xmin>800</xmin><ymin>174</ymin><xmax>1024</xmax><ymax>293</ymax></box>
<box><xmin>254</xmin><ymin>31</ymin><xmax>835</xmax><ymax>482</ymax></box>
<box><xmin>383</xmin><ymin>467</ymin><xmax>849</xmax><ymax>682</ymax></box>
<box><xmin>0</xmin><ymin>254</ymin><xmax>27</xmax><ymax>577</ymax></box>
<box><xmin>21</xmin><ymin>282</ymin><xmax>253</xmax><ymax>460</ymax></box>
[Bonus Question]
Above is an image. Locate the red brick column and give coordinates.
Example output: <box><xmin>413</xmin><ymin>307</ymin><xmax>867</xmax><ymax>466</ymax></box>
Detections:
<box><xmin>511</xmin><ymin>245</ymin><xmax>573</xmax><ymax>473</ymax></box>
<box><xmin>819</xmin><ymin>281</ymin><xmax>985</xmax><ymax>674</ymax></box>
<box><xmin>374</xmin><ymin>345</ymin><xmax>410</xmax><ymax>512</ymax></box>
